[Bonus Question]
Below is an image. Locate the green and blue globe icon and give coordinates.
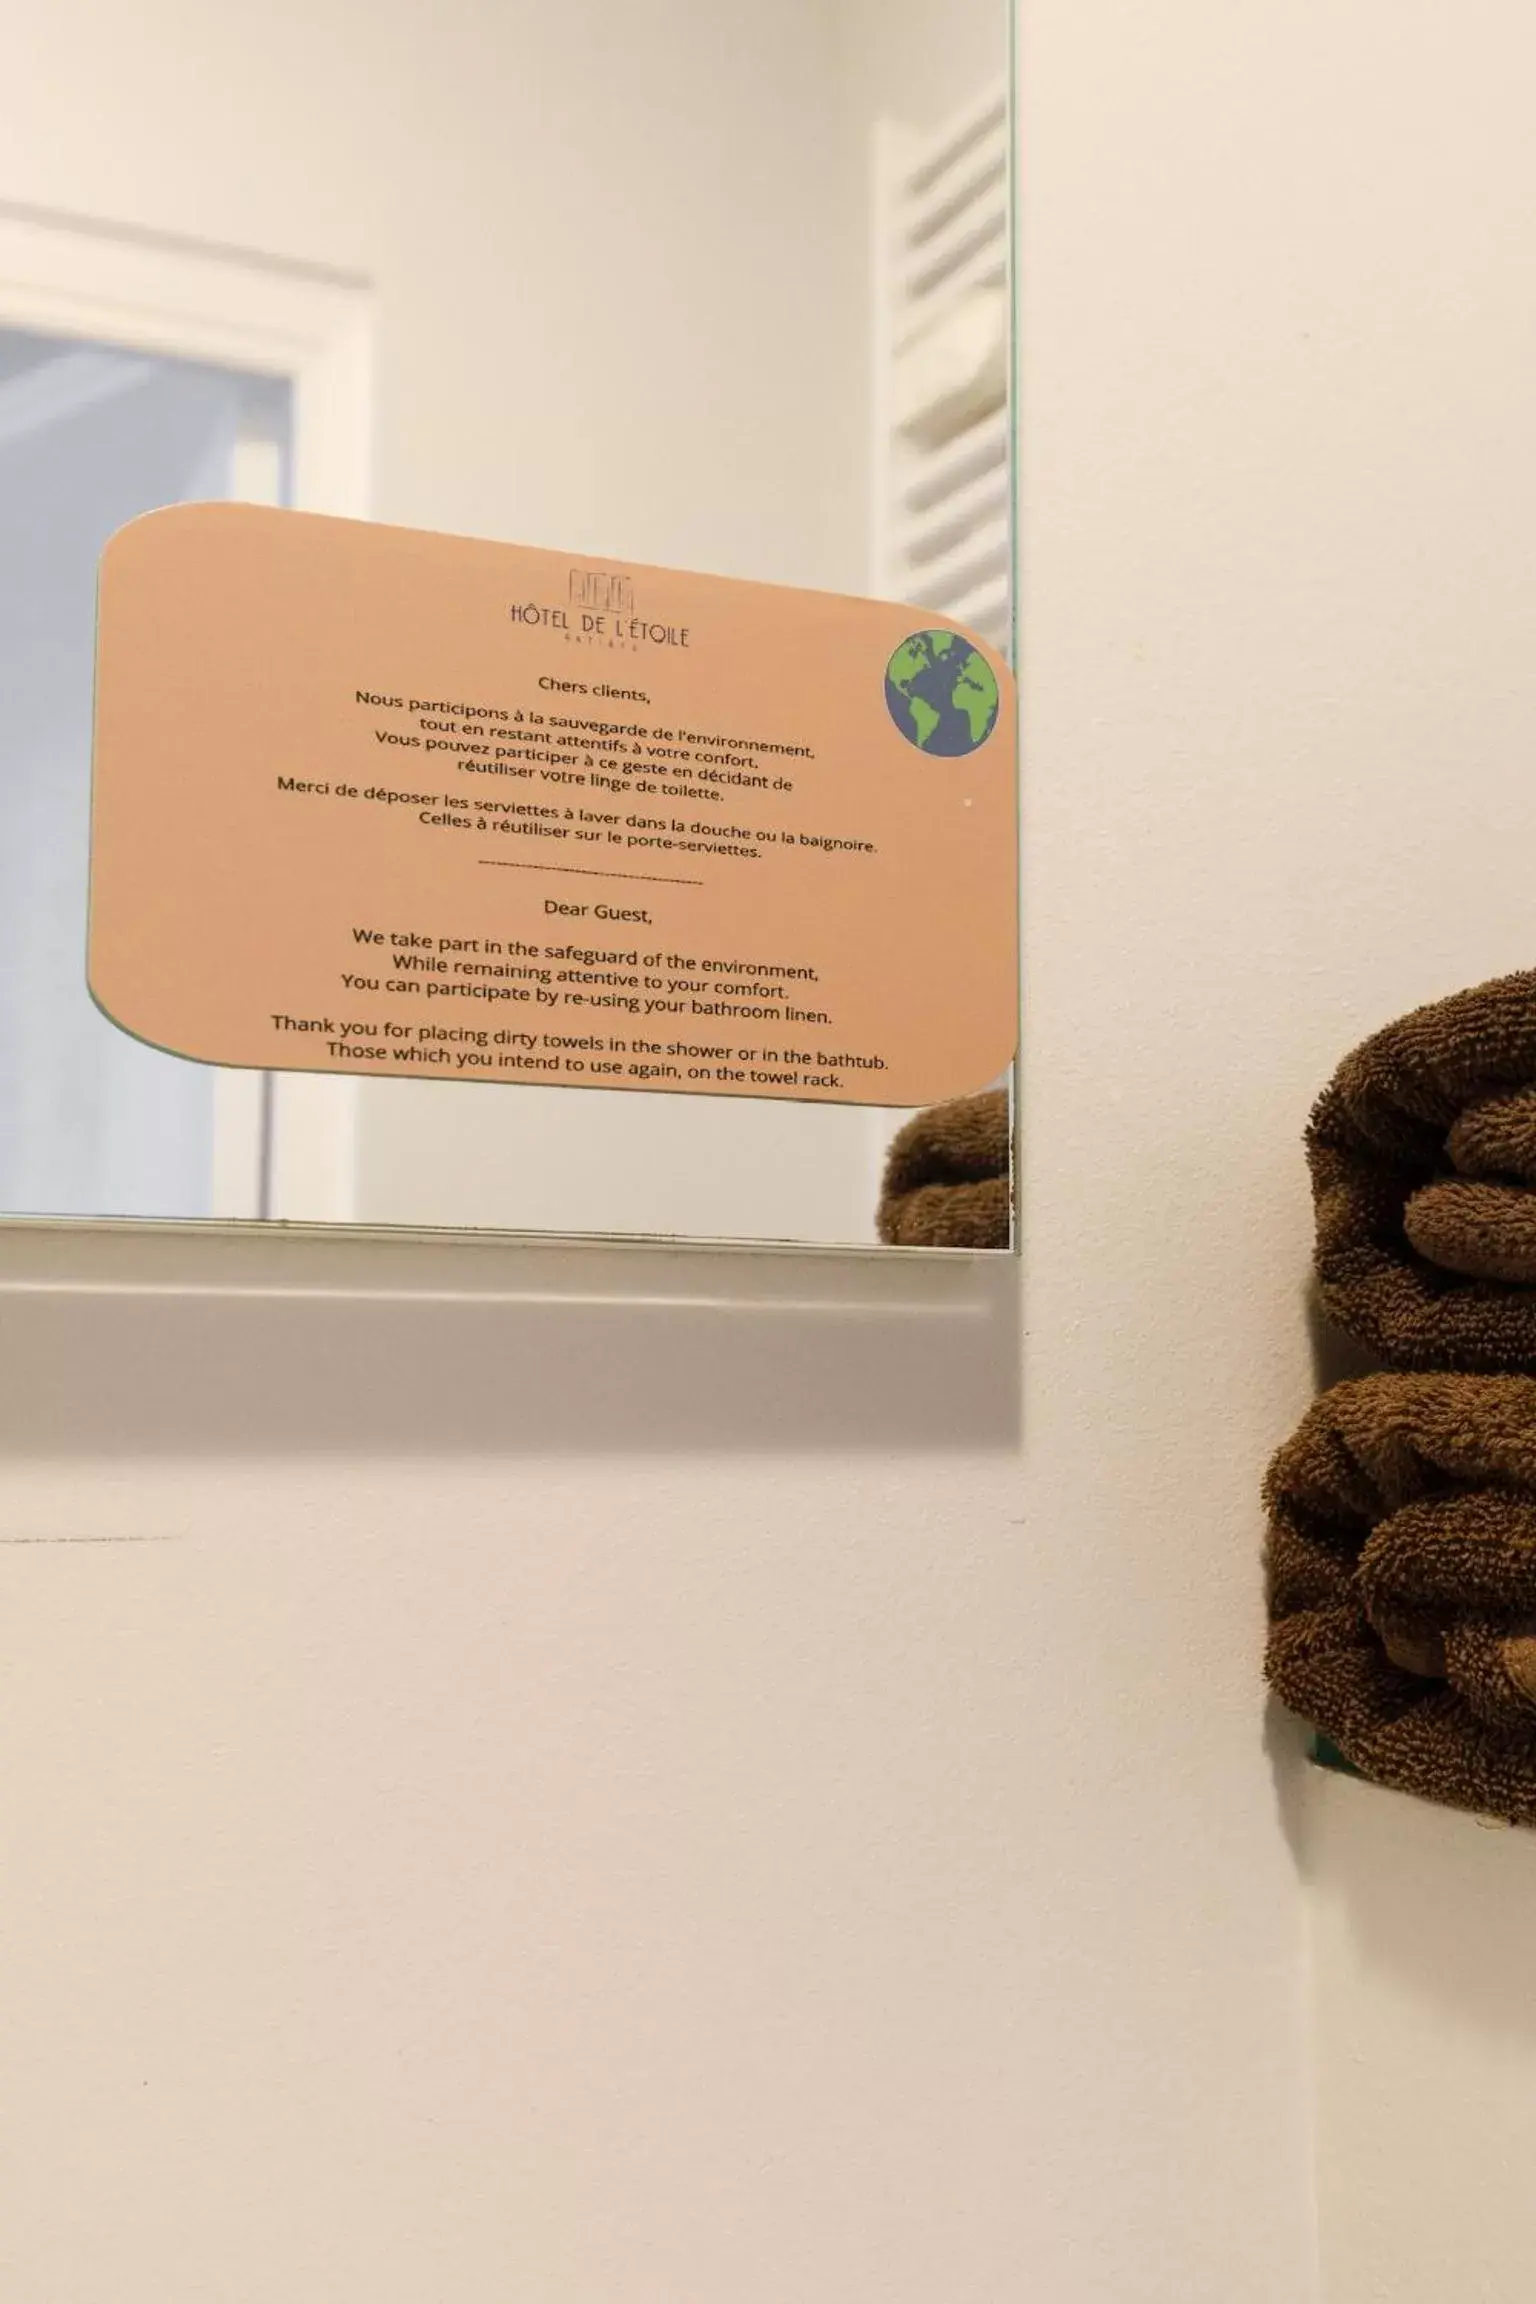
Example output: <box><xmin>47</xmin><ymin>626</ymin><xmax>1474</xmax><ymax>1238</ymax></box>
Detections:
<box><xmin>884</xmin><ymin>628</ymin><xmax>1000</xmax><ymax>757</ymax></box>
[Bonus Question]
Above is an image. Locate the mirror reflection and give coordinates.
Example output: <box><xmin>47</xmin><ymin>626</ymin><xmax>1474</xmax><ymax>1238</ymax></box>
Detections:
<box><xmin>0</xmin><ymin>0</ymin><xmax>1011</xmax><ymax>1252</ymax></box>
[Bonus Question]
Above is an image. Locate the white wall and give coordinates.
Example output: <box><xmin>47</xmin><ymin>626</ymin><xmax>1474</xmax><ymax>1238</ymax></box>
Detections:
<box><xmin>1308</xmin><ymin>1776</ymin><xmax>1536</xmax><ymax>2304</ymax></box>
<box><xmin>15</xmin><ymin>0</ymin><xmax>1486</xmax><ymax>2299</ymax></box>
<box><xmin>838</xmin><ymin>0</ymin><xmax>1007</xmax><ymax>128</ymax></box>
<box><xmin>1023</xmin><ymin>2</ymin><xmax>1536</xmax><ymax>2297</ymax></box>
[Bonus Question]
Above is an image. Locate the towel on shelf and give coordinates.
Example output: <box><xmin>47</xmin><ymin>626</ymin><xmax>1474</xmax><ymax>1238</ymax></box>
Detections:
<box><xmin>877</xmin><ymin>1089</ymin><xmax>1011</xmax><ymax>1249</ymax></box>
<box><xmin>1265</xmin><ymin>1371</ymin><xmax>1536</xmax><ymax>1826</ymax></box>
<box><xmin>1309</xmin><ymin>968</ymin><xmax>1536</xmax><ymax>1369</ymax></box>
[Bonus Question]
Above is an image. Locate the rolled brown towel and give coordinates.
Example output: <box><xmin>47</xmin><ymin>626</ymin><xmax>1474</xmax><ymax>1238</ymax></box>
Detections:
<box><xmin>1309</xmin><ymin>969</ymin><xmax>1536</xmax><ymax>1368</ymax></box>
<box><xmin>1265</xmin><ymin>1372</ymin><xmax>1536</xmax><ymax>1825</ymax></box>
<box><xmin>877</xmin><ymin>1089</ymin><xmax>1012</xmax><ymax>1249</ymax></box>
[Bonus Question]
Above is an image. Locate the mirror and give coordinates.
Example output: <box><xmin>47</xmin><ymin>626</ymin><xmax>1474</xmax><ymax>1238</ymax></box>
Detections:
<box><xmin>0</xmin><ymin>0</ymin><xmax>1013</xmax><ymax>1256</ymax></box>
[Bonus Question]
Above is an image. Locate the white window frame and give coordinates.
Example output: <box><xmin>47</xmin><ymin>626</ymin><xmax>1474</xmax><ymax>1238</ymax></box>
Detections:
<box><xmin>0</xmin><ymin>200</ymin><xmax>374</xmax><ymax>1223</ymax></box>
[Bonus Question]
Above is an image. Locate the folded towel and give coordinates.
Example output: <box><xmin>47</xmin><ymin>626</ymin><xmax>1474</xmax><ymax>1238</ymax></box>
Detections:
<box><xmin>1265</xmin><ymin>1372</ymin><xmax>1536</xmax><ymax>1825</ymax></box>
<box><xmin>877</xmin><ymin>1090</ymin><xmax>1011</xmax><ymax>1249</ymax></box>
<box><xmin>1309</xmin><ymin>969</ymin><xmax>1536</xmax><ymax>1369</ymax></box>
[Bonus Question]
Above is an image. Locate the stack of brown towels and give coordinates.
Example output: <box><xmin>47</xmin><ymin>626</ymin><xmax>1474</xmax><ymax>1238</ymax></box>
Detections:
<box><xmin>1266</xmin><ymin>969</ymin><xmax>1536</xmax><ymax>1824</ymax></box>
<box><xmin>876</xmin><ymin>1089</ymin><xmax>1012</xmax><ymax>1249</ymax></box>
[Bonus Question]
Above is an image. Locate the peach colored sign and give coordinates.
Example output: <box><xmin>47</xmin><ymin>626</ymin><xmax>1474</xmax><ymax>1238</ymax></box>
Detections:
<box><xmin>90</xmin><ymin>507</ymin><xmax>1017</xmax><ymax>1106</ymax></box>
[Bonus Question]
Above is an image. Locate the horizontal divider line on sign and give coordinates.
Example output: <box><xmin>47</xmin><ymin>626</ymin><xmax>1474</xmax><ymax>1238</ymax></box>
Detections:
<box><xmin>478</xmin><ymin>860</ymin><xmax>704</xmax><ymax>889</ymax></box>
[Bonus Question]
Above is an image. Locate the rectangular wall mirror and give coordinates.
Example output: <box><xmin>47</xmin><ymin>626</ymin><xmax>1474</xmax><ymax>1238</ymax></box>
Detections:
<box><xmin>0</xmin><ymin>0</ymin><xmax>1014</xmax><ymax>1258</ymax></box>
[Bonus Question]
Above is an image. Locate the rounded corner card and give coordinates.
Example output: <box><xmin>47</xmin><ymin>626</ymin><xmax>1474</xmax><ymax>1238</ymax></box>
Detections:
<box><xmin>90</xmin><ymin>511</ymin><xmax>1017</xmax><ymax>1106</ymax></box>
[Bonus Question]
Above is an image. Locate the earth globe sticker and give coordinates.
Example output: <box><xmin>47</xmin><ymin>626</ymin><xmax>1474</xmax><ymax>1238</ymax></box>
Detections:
<box><xmin>884</xmin><ymin>628</ymin><xmax>1000</xmax><ymax>757</ymax></box>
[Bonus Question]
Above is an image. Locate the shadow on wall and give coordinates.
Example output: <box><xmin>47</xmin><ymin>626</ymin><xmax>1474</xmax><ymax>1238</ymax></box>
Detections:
<box><xmin>1304</xmin><ymin>1276</ymin><xmax>1380</xmax><ymax>1393</ymax></box>
<box><xmin>0</xmin><ymin>1247</ymin><xmax>1022</xmax><ymax>1459</ymax></box>
<box><xmin>1307</xmin><ymin>1767</ymin><xmax>1536</xmax><ymax>2054</ymax></box>
<box><xmin>1260</xmin><ymin>1281</ymin><xmax>1379</xmax><ymax>1866</ymax></box>
<box><xmin>1263</xmin><ymin>1692</ymin><xmax>1316</xmax><ymax>1873</ymax></box>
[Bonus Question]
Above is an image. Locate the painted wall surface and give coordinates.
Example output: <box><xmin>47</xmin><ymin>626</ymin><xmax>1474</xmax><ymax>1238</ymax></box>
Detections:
<box><xmin>1089</xmin><ymin>6</ymin><xmax>1536</xmax><ymax>2297</ymax></box>
<box><xmin>837</xmin><ymin>0</ymin><xmax>1007</xmax><ymax>127</ymax></box>
<box><xmin>0</xmin><ymin>2</ymin><xmax>1384</xmax><ymax>2300</ymax></box>
<box><xmin>1024</xmin><ymin>0</ymin><xmax>1536</xmax><ymax>2273</ymax></box>
<box><xmin>1308</xmin><ymin>1777</ymin><xmax>1536</xmax><ymax>2304</ymax></box>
